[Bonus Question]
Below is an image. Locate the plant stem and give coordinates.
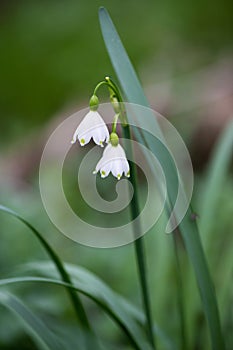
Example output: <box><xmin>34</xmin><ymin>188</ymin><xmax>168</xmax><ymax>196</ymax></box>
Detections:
<box><xmin>173</xmin><ymin>230</ymin><xmax>187</xmax><ymax>350</ymax></box>
<box><xmin>122</xmin><ymin>125</ymin><xmax>156</xmax><ymax>350</ymax></box>
<box><xmin>93</xmin><ymin>80</ymin><xmax>110</xmax><ymax>95</ymax></box>
<box><xmin>102</xmin><ymin>76</ymin><xmax>155</xmax><ymax>348</ymax></box>
<box><xmin>112</xmin><ymin>113</ymin><xmax>120</xmax><ymax>133</ymax></box>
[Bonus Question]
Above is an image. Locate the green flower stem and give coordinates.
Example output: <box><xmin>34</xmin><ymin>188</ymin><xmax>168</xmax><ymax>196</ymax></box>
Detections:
<box><xmin>93</xmin><ymin>80</ymin><xmax>110</xmax><ymax>95</ymax></box>
<box><xmin>95</xmin><ymin>76</ymin><xmax>156</xmax><ymax>348</ymax></box>
<box><xmin>104</xmin><ymin>76</ymin><xmax>155</xmax><ymax>348</ymax></box>
<box><xmin>112</xmin><ymin>113</ymin><xmax>120</xmax><ymax>133</ymax></box>
<box><xmin>122</xmin><ymin>125</ymin><xmax>156</xmax><ymax>350</ymax></box>
<box><xmin>105</xmin><ymin>77</ymin><xmax>128</xmax><ymax>125</ymax></box>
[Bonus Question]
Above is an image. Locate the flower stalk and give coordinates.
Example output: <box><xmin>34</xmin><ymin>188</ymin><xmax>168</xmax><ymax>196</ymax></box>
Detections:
<box><xmin>122</xmin><ymin>123</ymin><xmax>156</xmax><ymax>350</ymax></box>
<box><xmin>106</xmin><ymin>77</ymin><xmax>156</xmax><ymax>349</ymax></box>
<box><xmin>71</xmin><ymin>77</ymin><xmax>156</xmax><ymax>348</ymax></box>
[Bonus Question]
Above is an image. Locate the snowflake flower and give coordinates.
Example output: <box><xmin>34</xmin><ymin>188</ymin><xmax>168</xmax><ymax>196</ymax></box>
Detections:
<box><xmin>71</xmin><ymin>95</ymin><xmax>109</xmax><ymax>147</ymax></box>
<box><xmin>71</xmin><ymin>110</ymin><xmax>109</xmax><ymax>147</ymax></box>
<box><xmin>93</xmin><ymin>138</ymin><xmax>130</xmax><ymax>180</ymax></box>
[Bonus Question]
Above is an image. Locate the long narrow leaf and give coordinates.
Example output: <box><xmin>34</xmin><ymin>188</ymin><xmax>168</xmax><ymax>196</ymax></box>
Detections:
<box><xmin>6</xmin><ymin>261</ymin><xmax>175</xmax><ymax>350</ymax></box>
<box><xmin>0</xmin><ymin>205</ymin><xmax>90</xmax><ymax>329</ymax></box>
<box><xmin>99</xmin><ymin>7</ymin><xmax>225</xmax><ymax>350</ymax></box>
<box><xmin>200</xmin><ymin>119</ymin><xmax>233</xmax><ymax>241</ymax></box>
<box><xmin>0</xmin><ymin>291</ymin><xmax>64</xmax><ymax>350</ymax></box>
<box><xmin>0</xmin><ymin>274</ymin><xmax>152</xmax><ymax>350</ymax></box>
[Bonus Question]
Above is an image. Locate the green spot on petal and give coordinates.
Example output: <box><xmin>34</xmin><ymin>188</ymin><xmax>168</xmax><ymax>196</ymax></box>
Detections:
<box><xmin>80</xmin><ymin>138</ymin><xmax>85</xmax><ymax>145</ymax></box>
<box><xmin>117</xmin><ymin>174</ymin><xmax>121</xmax><ymax>180</ymax></box>
<box><xmin>126</xmin><ymin>171</ymin><xmax>130</xmax><ymax>177</ymax></box>
<box><xmin>101</xmin><ymin>170</ymin><xmax>106</xmax><ymax>176</ymax></box>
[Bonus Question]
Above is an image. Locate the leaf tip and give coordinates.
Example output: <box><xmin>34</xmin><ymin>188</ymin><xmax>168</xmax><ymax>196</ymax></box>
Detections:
<box><xmin>98</xmin><ymin>6</ymin><xmax>106</xmax><ymax>15</ymax></box>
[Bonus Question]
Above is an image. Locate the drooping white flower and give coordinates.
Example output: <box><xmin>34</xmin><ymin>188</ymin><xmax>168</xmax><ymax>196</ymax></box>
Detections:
<box><xmin>71</xmin><ymin>110</ymin><xmax>109</xmax><ymax>147</ymax></box>
<box><xmin>93</xmin><ymin>142</ymin><xmax>130</xmax><ymax>180</ymax></box>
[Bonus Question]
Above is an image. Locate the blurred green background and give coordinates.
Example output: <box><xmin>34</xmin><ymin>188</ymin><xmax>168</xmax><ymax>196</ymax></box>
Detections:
<box><xmin>0</xmin><ymin>0</ymin><xmax>233</xmax><ymax>349</ymax></box>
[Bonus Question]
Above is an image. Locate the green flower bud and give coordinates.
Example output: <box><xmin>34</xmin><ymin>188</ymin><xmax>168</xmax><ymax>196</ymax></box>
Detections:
<box><xmin>110</xmin><ymin>132</ymin><xmax>119</xmax><ymax>147</ymax></box>
<box><xmin>89</xmin><ymin>95</ymin><xmax>99</xmax><ymax>111</ymax></box>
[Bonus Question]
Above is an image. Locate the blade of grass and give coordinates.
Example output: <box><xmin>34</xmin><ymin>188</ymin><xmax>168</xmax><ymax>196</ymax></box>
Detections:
<box><xmin>0</xmin><ymin>291</ymin><xmax>64</xmax><ymax>350</ymax></box>
<box><xmin>0</xmin><ymin>274</ymin><xmax>153</xmax><ymax>350</ymax></box>
<box><xmin>106</xmin><ymin>77</ymin><xmax>156</xmax><ymax>349</ymax></box>
<box><xmin>123</xmin><ymin>124</ymin><xmax>156</xmax><ymax>349</ymax></box>
<box><xmin>98</xmin><ymin>7</ymin><xmax>225</xmax><ymax>350</ymax></box>
<box><xmin>16</xmin><ymin>261</ymin><xmax>176</xmax><ymax>350</ymax></box>
<box><xmin>0</xmin><ymin>205</ymin><xmax>90</xmax><ymax>331</ymax></box>
<box><xmin>173</xmin><ymin>232</ymin><xmax>187</xmax><ymax>350</ymax></box>
<box><xmin>199</xmin><ymin>119</ymin><xmax>233</xmax><ymax>346</ymax></box>
<box><xmin>200</xmin><ymin>119</ymin><xmax>233</xmax><ymax>242</ymax></box>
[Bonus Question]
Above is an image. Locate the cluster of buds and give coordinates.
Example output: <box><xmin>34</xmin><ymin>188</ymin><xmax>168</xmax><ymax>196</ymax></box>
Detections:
<box><xmin>71</xmin><ymin>92</ymin><xmax>130</xmax><ymax>180</ymax></box>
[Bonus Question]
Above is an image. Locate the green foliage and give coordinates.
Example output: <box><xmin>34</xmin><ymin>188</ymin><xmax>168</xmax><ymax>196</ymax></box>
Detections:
<box><xmin>0</xmin><ymin>3</ymin><xmax>232</xmax><ymax>350</ymax></box>
<box><xmin>0</xmin><ymin>205</ymin><xmax>90</xmax><ymax>330</ymax></box>
<box><xmin>98</xmin><ymin>7</ymin><xmax>225</xmax><ymax>350</ymax></box>
<box><xmin>0</xmin><ymin>291</ymin><xmax>64</xmax><ymax>350</ymax></box>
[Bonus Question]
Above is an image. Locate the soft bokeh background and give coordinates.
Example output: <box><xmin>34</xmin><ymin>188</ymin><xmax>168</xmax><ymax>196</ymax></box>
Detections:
<box><xmin>0</xmin><ymin>1</ymin><xmax>232</xmax><ymax>349</ymax></box>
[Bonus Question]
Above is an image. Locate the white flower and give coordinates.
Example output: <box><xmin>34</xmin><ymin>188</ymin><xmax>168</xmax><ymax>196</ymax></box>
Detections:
<box><xmin>93</xmin><ymin>143</ymin><xmax>130</xmax><ymax>180</ymax></box>
<box><xmin>71</xmin><ymin>111</ymin><xmax>109</xmax><ymax>147</ymax></box>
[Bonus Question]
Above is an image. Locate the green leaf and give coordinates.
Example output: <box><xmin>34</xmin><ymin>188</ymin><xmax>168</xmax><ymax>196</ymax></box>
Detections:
<box><xmin>0</xmin><ymin>208</ymin><xmax>174</xmax><ymax>349</ymax></box>
<box><xmin>199</xmin><ymin>119</ymin><xmax>233</xmax><ymax>335</ymax></box>
<box><xmin>0</xmin><ymin>291</ymin><xmax>64</xmax><ymax>350</ymax></box>
<box><xmin>99</xmin><ymin>7</ymin><xmax>225</xmax><ymax>350</ymax></box>
<box><xmin>0</xmin><ymin>205</ymin><xmax>90</xmax><ymax>330</ymax></box>
<box><xmin>200</xmin><ymin>119</ymin><xmax>233</xmax><ymax>241</ymax></box>
<box><xmin>1</xmin><ymin>262</ymin><xmax>175</xmax><ymax>350</ymax></box>
<box><xmin>0</xmin><ymin>273</ymin><xmax>148</xmax><ymax>350</ymax></box>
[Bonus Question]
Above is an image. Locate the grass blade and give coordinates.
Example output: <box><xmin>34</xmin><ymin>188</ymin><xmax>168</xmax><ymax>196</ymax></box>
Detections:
<box><xmin>99</xmin><ymin>7</ymin><xmax>225</xmax><ymax>350</ymax></box>
<box><xmin>173</xmin><ymin>233</ymin><xmax>187</xmax><ymax>350</ymax></box>
<box><xmin>0</xmin><ymin>272</ymin><xmax>153</xmax><ymax>350</ymax></box>
<box><xmin>0</xmin><ymin>291</ymin><xmax>64</xmax><ymax>350</ymax></box>
<box><xmin>10</xmin><ymin>261</ymin><xmax>176</xmax><ymax>350</ymax></box>
<box><xmin>0</xmin><ymin>205</ymin><xmax>90</xmax><ymax>330</ymax></box>
<box><xmin>200</xmin><ymin>119</ymin><xmax>233</xmax><ymax>241</ymax></box>
<box><xmin>120</xmin><ymin>101</ymin><xmax>155</xmax><ymax>347</ymax></box>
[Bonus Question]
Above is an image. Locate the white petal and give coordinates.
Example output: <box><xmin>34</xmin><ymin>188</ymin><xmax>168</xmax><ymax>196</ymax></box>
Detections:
<box><xmin>94</xmin><ymin>148</ymin><xmax>112</xmax><ymax>172</ymax></box>
<box><xmin>91</xmin><ymin>111</ymin><xmax>106</xmax><ymax>125</ymax></box>
<box><xmin>77</xmin><ymin>129</ymin><xmax>92</xmax><ymax>146</ymax></box>
<box><xmin>73</xmin><ymin>111</ymin><xmax>93</xmax><ymax>137</ymax></box>
<box><xmin>71</xmin><ymin>110</ymin><xmax>109</xmax><ymax>146</ymax></box>
<box><xmin>121</xmin><ymin>159</ymin><xmax>130</xmax><ymax>177</ymax></box>
<box><xmin>114</xmin><ymin>144</ymin><xmax>127</xmax><ymax>158</ymax></box>
<box><xmin>111</xmin><ymin>158</ymin><xmax>125</xmax><ymax>180</ymax></box>
<box><xmin>102</xmin><ymin>143</ymin><xmax>112</xmax><ymax>155</ymax></box>
<box><xmin>94</xmin><ymin>157</ymin><xmax>105</xmax><ymax>173</ymax></box>
<box><xmin>71</xmin><ymin>125</ymin><xmax>82</xmax><ymax>144</ymax></box>
<box><xmin>94</xmin><ymin>143</ymin><xmax>130</xmax><ymax>180</ymax></box>
<box><xmin>92</xmin><ymin>124</ymin><xmax>109</xmax><ymax>147</ymax></box>
<box><xmin>89</xmin><ymin>111</ymin><xmax>109</xmax><ymax>146</ymax></box>
<box><xmin>100</xmin><ymin>162</ymin><xmax>112</xmax><ymax>178</ymax></box>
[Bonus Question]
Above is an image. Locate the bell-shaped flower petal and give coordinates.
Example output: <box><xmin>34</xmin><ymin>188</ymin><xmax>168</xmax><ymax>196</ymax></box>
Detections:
<box><xmin>93</xmin><ymin>143</ymin><xmax>130</xmax><ymax>180</ymax></box>
<box><xmin>71</xmin><ymin>111</ymin><xmax>109</xmax><ymax>147</ymax></box>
